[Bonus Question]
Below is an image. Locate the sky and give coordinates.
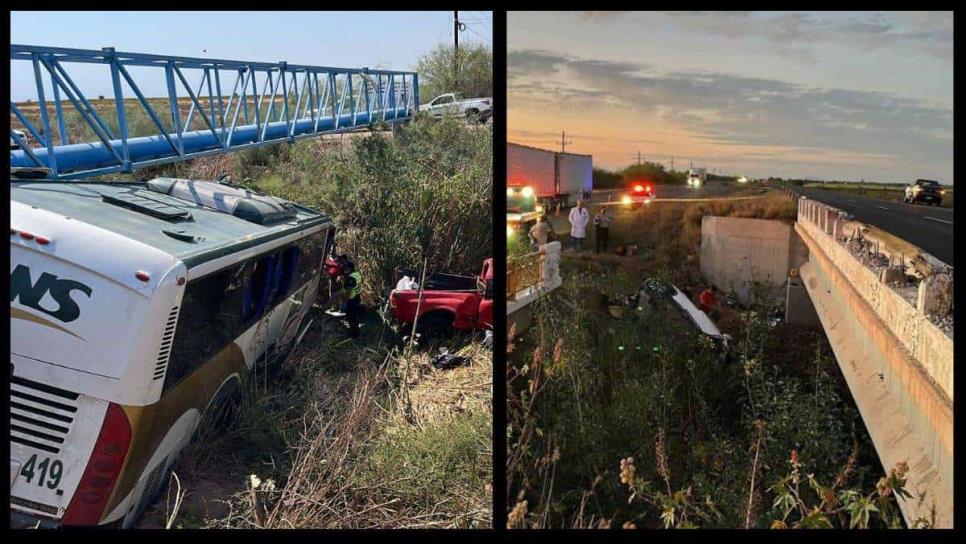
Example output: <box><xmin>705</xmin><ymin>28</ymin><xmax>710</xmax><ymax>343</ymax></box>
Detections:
<box><xmin>10</xmin><ymin>11</ymin><xmax>492</xmax><ymax>100</ymax></box>
<box><xmin>508</xmin><ymin>11</ymin><xmax>953</xmax><ymax>184</ymax></box>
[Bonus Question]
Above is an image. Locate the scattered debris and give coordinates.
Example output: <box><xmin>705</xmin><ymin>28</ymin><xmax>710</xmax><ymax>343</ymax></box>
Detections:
<box><xmin>920</xmin><ymin>272</ymin><xmax>954</xmax><ymax>332</ymax></box>
<box><xmin>879</xmin><ymin>265</ymin><xmax>906</xmax><ymax>287</ymax></box>
<box><xmin>613</xmin><ymin>244</ymin><xmax>639</xmax><ymax>256</ymax></box>
<box><xmin>930</xmin><ymin>313</ymin><xmax>954</xmax><ymax>334</ymax></box>
<box><xmin>432</xmin><ymin>348</ymin><xmax>471</xmax><ymax>370</ymax></box>
<box><xmin>841</xmin><ymin>225</ymin><xmax>953</xmax><ymax>334</ymax></box>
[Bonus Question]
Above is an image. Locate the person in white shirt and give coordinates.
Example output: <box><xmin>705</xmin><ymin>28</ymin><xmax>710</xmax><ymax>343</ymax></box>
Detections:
<box><xmin>567</xmin><ymin>200</ymin><xmax>590</xmax><ymax>251</ymax></box>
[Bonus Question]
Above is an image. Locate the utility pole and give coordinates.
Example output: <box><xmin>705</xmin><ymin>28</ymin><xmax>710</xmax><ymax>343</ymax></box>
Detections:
<box><xmin>670</xmin><ymin>156</ymin><xmax>674</xmax><ymax>172</ymax></box>
<box><xmin>453</xmin><ymin>11</ymin><xmax>461</xmax><ymax>90</ymax></box>
<box><xmin>637</xmin><ymin>150</ymin><xmax>642</xmax><ymax>166</ymax></box>
<box><xmin>560</xmin><ymin>131</ymin><xmax>572</xmax><ymax>153</ymax></box>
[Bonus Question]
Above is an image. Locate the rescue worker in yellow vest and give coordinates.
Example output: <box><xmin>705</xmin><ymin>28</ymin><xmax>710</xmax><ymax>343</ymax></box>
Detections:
<box><xmin>342</xmin><ymin>260</ymin><xmax>363</xmax><ymax>338</ymax></box>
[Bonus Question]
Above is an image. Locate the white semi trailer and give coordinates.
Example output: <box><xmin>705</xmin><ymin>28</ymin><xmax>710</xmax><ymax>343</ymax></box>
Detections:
<box><xmin>555</xmin><ymin>150</ymin><xmax>593</xmax><ymax>206</ymax></box>
<box><xmin>507</xmin><ymin>142</ymin><xmax>592</xmax><ymax>210</ymax></box>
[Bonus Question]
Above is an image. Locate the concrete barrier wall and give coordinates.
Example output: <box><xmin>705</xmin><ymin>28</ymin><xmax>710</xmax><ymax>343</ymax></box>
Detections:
<box><xmin>796</xmin><ymin>199</ymin><xmax>953</xmax><ymax>401</ymax></box>
<box><xmin>699</xmin><ymin>216</ymin><xmax>793</xmax><ymax>303</ymax></box>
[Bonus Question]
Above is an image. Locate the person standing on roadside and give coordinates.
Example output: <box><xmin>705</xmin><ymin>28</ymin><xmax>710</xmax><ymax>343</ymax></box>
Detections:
<box><xmin>568</xmin><ymin>199</ymin><xmax>590</xmax><ymax>251</ymax></box>
<box><xmin>529</xmin><ymin>215</ymin><xmax>552</xmax><ymax>248</ymax></box>
<box><xmin>593</xmin><ymin>206</ymin><xmax>612</xmax><ymax>253</ymax></box>
<box><xmin>342</xmin><ymin>261</ymin><xmax>363</xmax><ymax>338</ymax></box>
<box><xmin>698</xmin><ymin>285</ymin><xmax>719</xmax><ymax>319</ymax></box>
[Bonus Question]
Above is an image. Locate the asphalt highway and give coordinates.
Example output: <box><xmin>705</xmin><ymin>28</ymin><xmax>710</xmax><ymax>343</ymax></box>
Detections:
<box><xmin>796</xmin><ymin>187</ymin><xmax>953</xmax><ymax>265</ymax></box>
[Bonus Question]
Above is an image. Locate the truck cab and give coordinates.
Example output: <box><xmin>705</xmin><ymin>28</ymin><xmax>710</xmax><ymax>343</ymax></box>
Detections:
<box><xmin>687</xmin><ymin>167</ymin><xmax>706</xmax><ymax>188</ymax></box>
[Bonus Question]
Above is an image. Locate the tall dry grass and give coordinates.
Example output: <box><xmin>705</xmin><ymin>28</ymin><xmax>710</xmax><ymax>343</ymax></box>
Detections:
<box><xmin>216</xmin><ymin>341</ymin><xmax>490</xmax><ymax>529</ymax></box>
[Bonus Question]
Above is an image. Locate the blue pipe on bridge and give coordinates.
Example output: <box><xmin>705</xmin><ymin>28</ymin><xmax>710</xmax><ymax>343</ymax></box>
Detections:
<box><xmin>10</xmin><ymin>109</ymin><xmax>409</xmax><ymax>174</ymax></box>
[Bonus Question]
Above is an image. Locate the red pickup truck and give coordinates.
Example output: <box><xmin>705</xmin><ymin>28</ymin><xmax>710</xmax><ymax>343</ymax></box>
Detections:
<box><xmin>389</xmin><ymin>258</ymin><xmax>494</xmax><ymax>338</ymax></box>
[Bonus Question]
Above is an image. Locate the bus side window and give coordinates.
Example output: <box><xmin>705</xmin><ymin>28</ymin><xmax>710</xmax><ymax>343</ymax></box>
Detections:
<box><xmin>244</xmin><ymin>255</ymin><xmax>275</xmax><ymax>322</ymax></box>
<box><xmin>296</xmin><ymin>232</ymin><xmax>328</xmax><ymax>286</ymax></box>
<box><xmin>165</xmin><ymin>263</ymin><xmax>248</xmax><ymax>393</ymax></box>
<box><xmin>273</xmin><ymin>246</ymin><xmax>300</xmax><ymax>304</ymax></box>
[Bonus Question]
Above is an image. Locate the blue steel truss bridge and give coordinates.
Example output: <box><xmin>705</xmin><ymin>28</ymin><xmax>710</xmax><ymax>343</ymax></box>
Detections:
<box><xmin>10</xmin><ymin>44</ymin><xmax>419</xmax><ymax>179</ymax></box>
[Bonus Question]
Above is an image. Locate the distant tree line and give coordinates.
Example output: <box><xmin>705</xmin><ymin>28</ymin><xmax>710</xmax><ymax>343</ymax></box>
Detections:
<box><xmin>593</xmin><ymin>161</ymin><xmax>687</xmax><ymax>189</ymax></box>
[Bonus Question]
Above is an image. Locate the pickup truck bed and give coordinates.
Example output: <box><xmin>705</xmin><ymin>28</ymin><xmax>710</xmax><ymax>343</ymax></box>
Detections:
<box><xmin>389</xmin><ymin>259</ymin><xmax>494</xmax><ymax>334</ymax></box>
<box><xmin>395</xmin><ymin>269</ymin><xmax>478</xmax><ymax>292</ymax></box>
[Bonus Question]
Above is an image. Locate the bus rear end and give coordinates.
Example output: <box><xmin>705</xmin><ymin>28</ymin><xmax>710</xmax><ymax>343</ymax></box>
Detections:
<box><xmin>11</xmin><ymin>205</ymin><xmax>178</xmax><ymax>527</ymax></box>
<box><xmin>10</xmin><ymin>384</ymin><xmax>132</xmax><ymax>528</ymax></box>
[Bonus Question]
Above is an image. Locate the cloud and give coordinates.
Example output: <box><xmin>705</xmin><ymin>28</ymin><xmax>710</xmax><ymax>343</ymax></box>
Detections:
<box><xmin>506</xmin><ymin>49</ymin><xmax>571</xmax><ymax>77</ymax></box>
<box><xmin>577</xmin><ymin>11</ymin><xmax>630</xmax><ymax>22</ymax></box>
<box><xmin>576</xmin><ymin>11</ymin><xmax>954</xmax><ymax>61</ymax></box>
<box><xmin>507</xmin><ymin>49</ymin><xmax>952</xmax><ymax>166</ymax></box>
<box><xmin>509</xmin><ymin>128</ymin><xmax>664</xmax><ymax>146</ymax></box>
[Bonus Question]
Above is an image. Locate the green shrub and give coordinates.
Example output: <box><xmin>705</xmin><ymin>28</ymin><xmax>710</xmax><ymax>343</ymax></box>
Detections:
<box><xmin>246</xmin><ymin>117</ymin><xmax>492</xmax><ymax>304</ymax></box>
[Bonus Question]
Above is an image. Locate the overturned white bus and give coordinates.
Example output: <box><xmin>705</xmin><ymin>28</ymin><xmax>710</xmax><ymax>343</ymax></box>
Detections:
<box><xmin>10</xmin><ymin>177</ymin><xmax>334</xmax><ymax>527</ymax></box>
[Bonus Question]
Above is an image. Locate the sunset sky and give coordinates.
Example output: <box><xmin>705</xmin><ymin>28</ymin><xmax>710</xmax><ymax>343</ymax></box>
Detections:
<box><xmin>508</xmin><ymin>11</ymin><xmax>953</xmax><ymax>184</ymax></box>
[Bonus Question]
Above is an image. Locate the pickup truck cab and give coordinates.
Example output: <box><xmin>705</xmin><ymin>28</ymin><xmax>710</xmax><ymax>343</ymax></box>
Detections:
<box><xmin>904</xmin><ymin>179</ymin><xmax>944</xmax><ymax>206</ymax></box>
<box><xmin>11</xmin><ymin>129</ymin><xmax>26</xmax><ymax>149</ymax></box>
<box><xmin>422</xmin><ymin>93</ymin><xmax>492</xmax><ymax>123</ymax></box>
<box><xmin>389</xmin><ymin>258</ymin><xmax>493</xmax><ymax>338</ymax></box>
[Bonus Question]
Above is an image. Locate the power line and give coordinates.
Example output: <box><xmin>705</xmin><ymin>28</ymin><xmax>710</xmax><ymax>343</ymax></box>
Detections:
<box><xmin>465</xmin><ymin>26</ymin><xmax>491</xmax><ymax>43</ymax></box>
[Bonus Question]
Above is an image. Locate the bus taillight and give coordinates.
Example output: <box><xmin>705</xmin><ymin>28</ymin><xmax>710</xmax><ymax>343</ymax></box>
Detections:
<box><xmin>62</xmin><ymin>403</ymin><xmax>132</xmax><ymax>526</ymax></box>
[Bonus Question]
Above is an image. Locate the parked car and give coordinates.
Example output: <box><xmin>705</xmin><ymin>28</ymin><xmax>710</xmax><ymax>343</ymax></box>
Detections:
<box><xmin>11</xmin><ymin>129</ymin><xmax>26</xmax><ymax>149</ymax></box>
<box><xmin>904</xmin><ymin>179</ymin><xmax>944</xmax><ymax>206</ymax></box>
<box><xmin>422</xmin><ymin>93</ymin><xmax>492</xmax><ymax>123</ymax></box>
<box><xmin>388</xmin><ymin>258</ymin><xmax>493</xmax><ymax>339</ymax></box>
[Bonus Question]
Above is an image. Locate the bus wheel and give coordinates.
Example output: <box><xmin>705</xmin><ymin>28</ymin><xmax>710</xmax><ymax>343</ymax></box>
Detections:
<box><xmin>202</xmin><ymin>381</ymin><xmax>242</xmax><ymax>433</ymax></box>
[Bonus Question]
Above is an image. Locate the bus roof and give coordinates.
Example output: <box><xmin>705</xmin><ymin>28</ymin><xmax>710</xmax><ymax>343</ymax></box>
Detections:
<box><xmin>11</xmin><ymin>179</ymin><xmax>331</xmax><ymax>269</ymax></box>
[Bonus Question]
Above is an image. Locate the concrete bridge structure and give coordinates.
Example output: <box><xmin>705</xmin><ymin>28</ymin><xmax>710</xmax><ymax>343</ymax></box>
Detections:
<box><xmin>699</xmin><ymin>195</ymin><xmax>953</xmax><ymax>527</ymax></box>
<box><xmin>794</xmin><ymin>196</ymin><xmax>953</xmax><ymax>528</ymax></box>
